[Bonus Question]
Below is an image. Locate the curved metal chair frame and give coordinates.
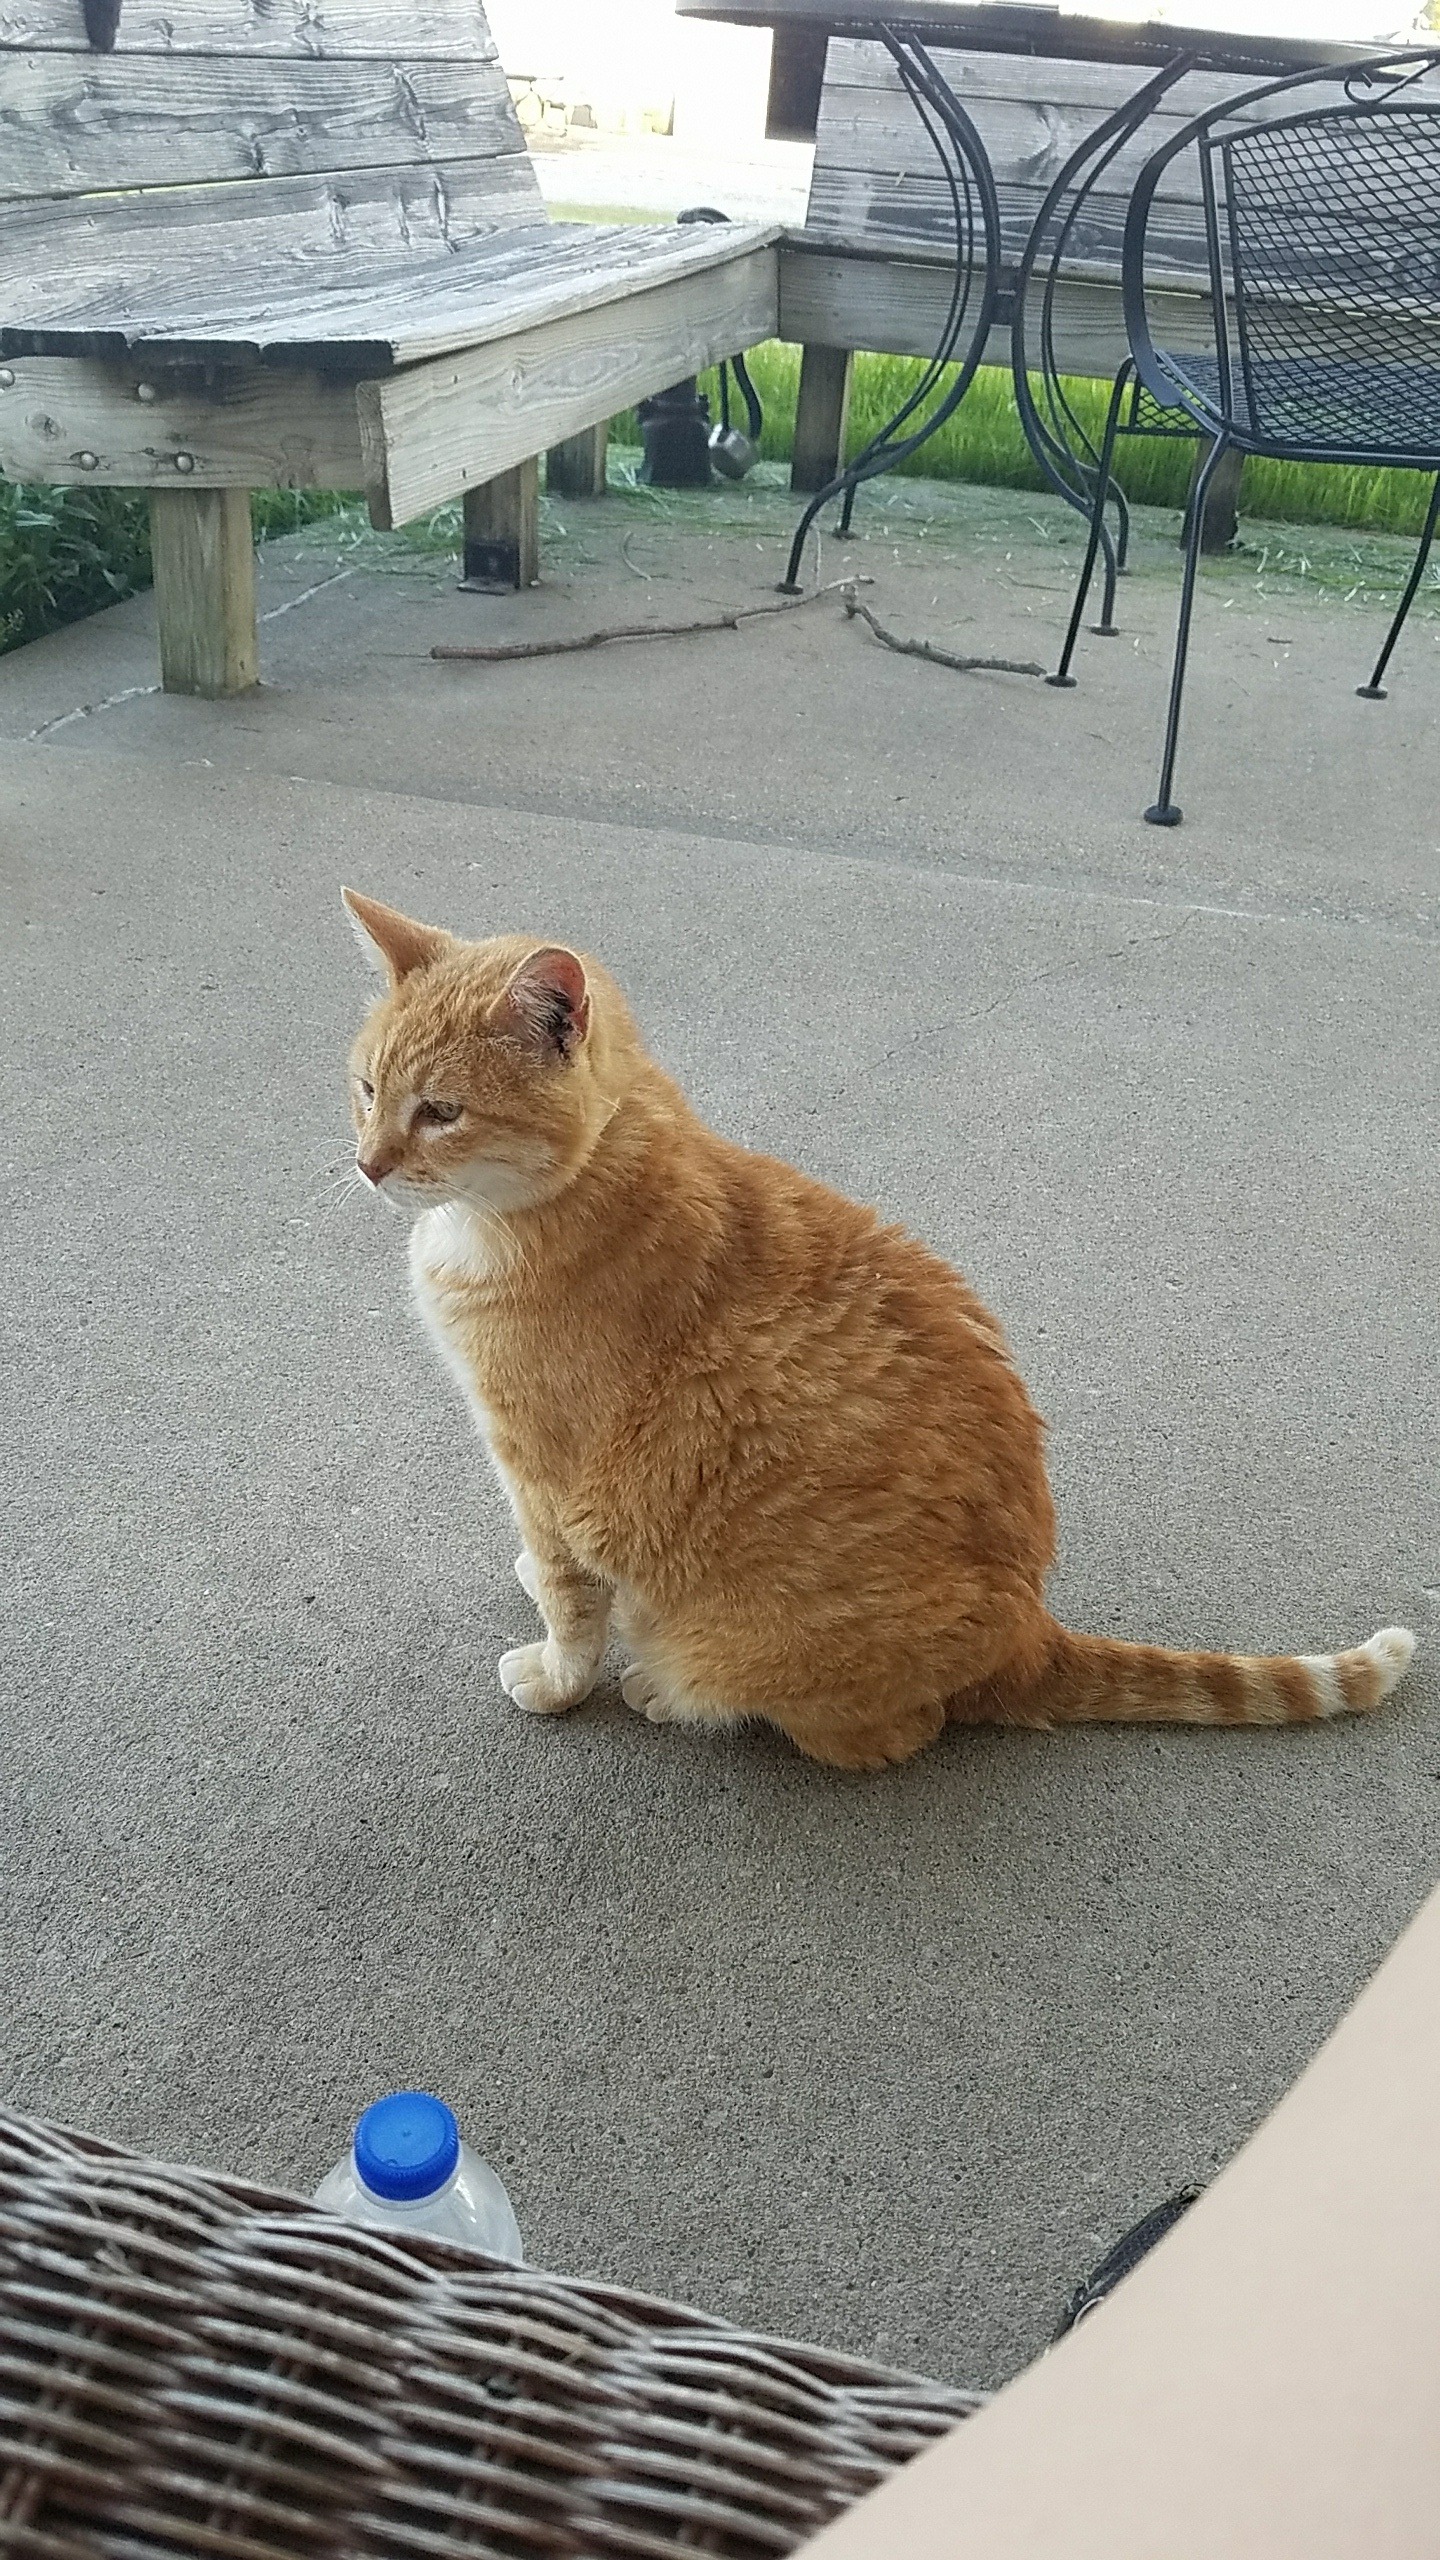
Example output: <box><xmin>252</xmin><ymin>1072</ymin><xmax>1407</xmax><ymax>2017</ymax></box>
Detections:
<box><xmin>1049</xmin><ymin>50</ymin><xmax>1440</xmax><ymax>823</ymax></box>
<box><xmin>781</xmin><ymin>25</ymin><xmax>1002</xmax><ymax>592</ymax></box>
<box><xmin>1009</xmin><ymin>55</ymin><xmax>1202</xmax><ymax>626</ymax></box>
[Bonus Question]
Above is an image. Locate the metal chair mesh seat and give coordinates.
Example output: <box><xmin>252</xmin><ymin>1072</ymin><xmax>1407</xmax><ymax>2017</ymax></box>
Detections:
<box><xmin>1151</xmin><ymin>352</ymin><xmax>1440</xmax><ymax>453</ymax></box>
<box><xmin>0</xmin><ymin>2109</ymin><xmax>979</xmax><ymax>2560</ymax></box>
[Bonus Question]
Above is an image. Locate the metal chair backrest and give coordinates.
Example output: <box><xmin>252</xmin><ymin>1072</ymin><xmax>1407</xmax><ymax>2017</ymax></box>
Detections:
<box><xmin>1123</xmin><ymin>54</ymin><xmax>1440</xmax><ymax>464</ymax></box>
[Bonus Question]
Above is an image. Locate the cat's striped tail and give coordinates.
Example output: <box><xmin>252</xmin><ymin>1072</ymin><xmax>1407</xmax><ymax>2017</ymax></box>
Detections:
<box><xmin>1006</xmin><ymin>1618</ymin><xmax>1416</xmax><ymax>1728</ymax></box>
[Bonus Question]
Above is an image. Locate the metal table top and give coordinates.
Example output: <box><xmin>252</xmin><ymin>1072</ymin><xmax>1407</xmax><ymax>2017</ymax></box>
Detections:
<box><xmin>675</xmin><ymin>0</ymin><xmax>1391</xmax><ymax>79</ymax></box>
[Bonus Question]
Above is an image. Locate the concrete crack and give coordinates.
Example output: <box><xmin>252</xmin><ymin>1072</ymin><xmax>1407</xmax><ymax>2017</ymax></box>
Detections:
<box><xmin>960</xmin><ymin>914</ymin><xmax>1195</xmax><ymax>1023</ymax></box>
<box><xmin>25</xmin><ymin>684</ymin><xmax>160</xmax><ymax>741</ymax></box>
<box><xmin>258</xmin><ymin>566</ymin><xmax>355</xmax><ymax>623</ymax></box>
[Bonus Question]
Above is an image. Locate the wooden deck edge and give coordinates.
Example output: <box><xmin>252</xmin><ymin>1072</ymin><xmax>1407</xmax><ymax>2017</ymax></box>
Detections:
<box><xmin>777</xmin><ymin>241</ymin><xmax>1214</xmax><ymax>373</ymax></box>
<box><xmin>0</xmin><ymin>354</ymin><xmax>364</xmax><ymax>490</ymax></box>
<box><xmin>358</xmin><ymin>244</ymin><xmax>779</xmax><ymax>530</ymax></box>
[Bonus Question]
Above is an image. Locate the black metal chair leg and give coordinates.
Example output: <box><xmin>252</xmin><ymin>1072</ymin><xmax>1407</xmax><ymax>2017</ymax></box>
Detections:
<box><xmin>1049</xmin><ymin>362</ymin><xmax>1133</xmax><ymax>688</ymax></box>
<box><xmin>1093</xmin><ymin>482</ymin><xmax>1129</xmax><ymax>626</ymax></box>
<box><xmin>1146</xmin><ymin>431</ymin><xmax>1230</xmax><ymax>827</ymax></box>
<box><xmin>1357</xmin><ymin>469</ymin><xmax>1440</xmax><ymax>699</ymax></box>
<box><xmin>1095</xmin><ymin>501</ymin><xmax>1121</xmax><ymax>634</ymax></box>
<box><xmin>1113</xmin><ymin>481</ymin><xmax>1133</xmax><ymax>576</ymax></box>
<box><xmin>1096</xmin><ymin>540</ymin><xmax>1120</xmax><ymax>636</ymax></box>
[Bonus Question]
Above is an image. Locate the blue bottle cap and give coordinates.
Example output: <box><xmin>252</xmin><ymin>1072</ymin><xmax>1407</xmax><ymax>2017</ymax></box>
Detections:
<box><xmin>353</xmin><ymin>2091</ymin><xmax>460</xmax><ymax>2202</ymax></box>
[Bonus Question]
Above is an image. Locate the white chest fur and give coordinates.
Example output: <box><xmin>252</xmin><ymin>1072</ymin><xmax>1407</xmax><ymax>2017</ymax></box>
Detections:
<box><xmin>409</xmin><ymin>1208</ymin><xmax>515</xmax><ymax>1501</ymax></box>
<box><xmin>410</xmin><ymin>1201</ymin><xmax>498</xmax><ymax>1292</ymax></box>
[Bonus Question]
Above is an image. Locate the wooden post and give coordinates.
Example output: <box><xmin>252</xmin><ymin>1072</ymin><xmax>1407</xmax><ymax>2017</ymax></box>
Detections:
<box><xmin>148</xmin><ymin>487</ymin><xmax>258</xmax><ymax>696</ymax></box>
<box><xmin>790</xmin><ymin>345</ymin><xmax>852</xmax><ymax>493</ymax></box>
<box><xmin>1182</xmin><ymin>436</ymin><xmax>1245</xmax><ymax>554</ymax></box>
<box><xmin>460</xmin><ymin>458</ymin><xmax>540</xmax><ymax>590</ymax></box>
<box><xmin>546</xmin><ymin>423</ymin><xmax>608</xmax><ymax>498</ymax></box>
<box><xmin>766</xmin><ymin>23</ymin><xmax>829</xmax><ymax>140</ymax></box>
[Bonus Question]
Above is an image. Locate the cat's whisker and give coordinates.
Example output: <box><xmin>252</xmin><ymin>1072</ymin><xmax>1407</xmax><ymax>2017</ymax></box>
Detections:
<box><xmin>298</xmin><ymin>1151</ymin><xmax>361</xmax><ymax>1195</ymax></box>
<box><xmin>301</xmin><ymin>1149</ymin><xmax>357</xmax><ymax>1189</ymax></box>
<box><xmin>298</xmin><ymin>1182</ymin><xmax>358</xmax><ymax>1223</ymax></box>
<box><xmin>288</xmin><ymin>1165</ymin><xmax>368</xmax><ymax>1227</ymax></box>
<box><xmin>469</xmin><ymin>1199</ymin><xmax>534</xmax><ymax>1283</ymax></box>
<box><xmin>295</xmin><ymin>1173</ymin><xmax>359</xmax><ymax>1215</ymax></box>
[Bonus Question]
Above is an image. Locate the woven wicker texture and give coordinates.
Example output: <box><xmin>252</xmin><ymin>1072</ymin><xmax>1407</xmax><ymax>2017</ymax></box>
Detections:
<box><xmin>0</xmin><ymin>2110</ymin><xmax>979</xmax><ymax>2559</ymax></box>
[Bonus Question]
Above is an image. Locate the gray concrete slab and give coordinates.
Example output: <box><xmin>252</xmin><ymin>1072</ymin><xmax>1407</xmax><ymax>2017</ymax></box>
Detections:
<box><xmin>4</xmin><ymin>478</ymin><xmax>1438</xmax><ymax>937</ymax></box>
<box><xmin>2</xmin><ymin>726</ymin><xmax>1435</xmax><ymax>2391</ymax></box>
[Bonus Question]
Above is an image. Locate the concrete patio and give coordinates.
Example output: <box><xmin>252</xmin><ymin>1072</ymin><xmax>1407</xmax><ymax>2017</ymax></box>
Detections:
<box><xmin>2</xmin><ymin>471</ymin><xmax>1435</xmax><ymax>2391</ymax></box>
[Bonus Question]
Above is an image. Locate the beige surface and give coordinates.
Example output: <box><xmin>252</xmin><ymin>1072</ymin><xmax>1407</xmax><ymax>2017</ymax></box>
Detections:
<box><xmin>799</xmin><ymin>1882</ymin><xmax>1440</xmax><ymax>2558</ymax></box>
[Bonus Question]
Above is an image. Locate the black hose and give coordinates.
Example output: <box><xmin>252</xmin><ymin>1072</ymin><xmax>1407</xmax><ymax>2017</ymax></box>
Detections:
<box><xmin>678</xmin><ymin>206</ymin><xmax>764</xmax><ymax>460</ymax></box>
<box><xmin>732</xmin><ymin>351</ymin><xmax>764</xmax><ymax>447</ymax></box>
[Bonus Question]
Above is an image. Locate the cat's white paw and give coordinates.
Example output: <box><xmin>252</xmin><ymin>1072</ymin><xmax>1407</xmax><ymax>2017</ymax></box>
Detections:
<box><xmin>621</xmin><ymin>1661</ymin><xmax>680</xmax><ymax>1723</ymax></box>
<box><xmin>514</xmin><ymin>1549</ymin><xmax>540</xmax><ymax>1604</ymax></box>
<box><xmin>497</xmin><ymin>1642</ymin><xmax>597</xmax><ymax>1717</ymax></box>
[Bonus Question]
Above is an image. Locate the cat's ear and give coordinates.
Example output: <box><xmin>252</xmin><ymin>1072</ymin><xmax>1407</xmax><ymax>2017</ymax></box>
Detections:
<box><xmin>341</xmin><ymin>887</ymin><xmax>452</xmax><ymax>987</ymax></box>
<box><xmin>494</xmin><ymin>945</ymin><xmax>590</xmax><ymax>1060</ymax></box>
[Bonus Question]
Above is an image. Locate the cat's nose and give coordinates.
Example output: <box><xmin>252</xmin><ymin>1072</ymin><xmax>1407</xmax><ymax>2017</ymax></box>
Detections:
<box><xmin>357</xmin><ymin>1153</ymin><xmax>392</xmax><ymax>1188</ymax></box>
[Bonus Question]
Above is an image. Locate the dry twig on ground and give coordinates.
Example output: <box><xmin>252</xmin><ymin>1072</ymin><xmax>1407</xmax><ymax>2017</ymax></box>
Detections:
<box><xmin>841</xmin><ymin>585</ymin><xmax>1045</xmax><ymax>679</ymax></box>
<box><xmin>431</xmin><ymin>575</ymin><xmax>870</xmax><ymax>664</ymax></box>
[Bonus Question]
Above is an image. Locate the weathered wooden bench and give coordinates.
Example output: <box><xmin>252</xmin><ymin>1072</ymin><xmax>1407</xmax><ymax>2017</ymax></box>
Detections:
<box><xmin>776</xmin><ymin>37</ymin><xmax>1255</xmax><ymax>512</ymax></box>
<box><xmin>0</xmin><ymin>0</ymin><xmax>779</xmax><ymax>694</ymax></box>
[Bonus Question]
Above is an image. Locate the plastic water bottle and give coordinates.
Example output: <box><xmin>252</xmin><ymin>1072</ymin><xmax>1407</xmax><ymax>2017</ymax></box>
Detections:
<box><xmin>313</xmin><ymin>2090</ymin><xmax>523</xmax><ymax>2259</ymax></box>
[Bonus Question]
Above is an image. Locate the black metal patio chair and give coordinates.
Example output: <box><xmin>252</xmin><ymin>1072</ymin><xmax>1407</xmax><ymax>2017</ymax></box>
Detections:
<box><xmin>1049</xmin><ymin>53</ymin><xmax>1440</xmax><ymax>825</ymax></box>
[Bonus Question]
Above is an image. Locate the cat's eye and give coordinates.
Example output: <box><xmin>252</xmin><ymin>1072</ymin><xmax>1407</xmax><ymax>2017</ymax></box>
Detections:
<box><xmin>356</xmin><ymin>1076</ymin><xmax>374</xmax><ymax>1107</ymax></box>
<box><xmin>417</xmin><ymin>1098</ymin><xmax>463</xmax><ymax>1129</ymax></box>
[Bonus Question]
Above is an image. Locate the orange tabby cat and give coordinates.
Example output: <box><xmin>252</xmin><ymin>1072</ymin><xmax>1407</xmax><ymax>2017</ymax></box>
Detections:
<box><xmin>342</xmin><ymin>890</ymin><xmax>1415</xmax><ymax>1771</ymax></box>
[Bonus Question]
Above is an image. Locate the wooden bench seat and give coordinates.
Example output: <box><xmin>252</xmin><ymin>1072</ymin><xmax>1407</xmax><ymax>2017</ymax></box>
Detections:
<box><xmin>0</xmin><ymin>212</ymin><xmax>779</xmax><ymax>528</ymax></box>
<box><xmin>1</xmin><ymin>207</ymin><xmax>778</xmax><ymax>371</ymax></box>
<box><xmin>0</xmin><ymin>0</ymin><xmax>779</xmax><ymax>691</ymax></box>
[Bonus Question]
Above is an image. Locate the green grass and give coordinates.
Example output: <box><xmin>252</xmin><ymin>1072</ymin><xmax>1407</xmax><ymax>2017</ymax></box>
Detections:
<box><xmin>621</xmin><ymin>343</ymin><xmax>1439</xmax><ymax>541</ymax></box>
<box><xmin>5</xmin><ymin>343</ymin><xmax>1436</xmax><ymax>658</ymax></box>
<box><xmin>0</xmin><ymin>483</ymin><xmax>352</xmax><ymax>657</ymax></box>
<box><xmin>0</xmin><ymin>484</ymin><xmax>152</xmax><ymax>655</ymax></box>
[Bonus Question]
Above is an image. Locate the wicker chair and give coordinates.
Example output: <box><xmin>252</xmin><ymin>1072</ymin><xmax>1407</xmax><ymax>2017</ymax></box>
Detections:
<box><xmin>0</xmin><ymin>2108</ymin><xmax>979</xmax><ymax>2558</ymax></box>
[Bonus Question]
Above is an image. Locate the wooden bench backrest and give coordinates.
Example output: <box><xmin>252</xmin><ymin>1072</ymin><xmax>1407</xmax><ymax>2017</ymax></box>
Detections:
<box><xmin>0</xmin><ymin>0</ymin><xmax>544</xmax><ymax>307</ymax></box>
<box><xmin>807</xmin><ymin>40</ymin><xmax>1264</xmax><ymax>289</ymax></box>
<box><xmin>794</xmin><ymin>39</ymin><xmax>1440</xmax><ymax>384</ymax></box>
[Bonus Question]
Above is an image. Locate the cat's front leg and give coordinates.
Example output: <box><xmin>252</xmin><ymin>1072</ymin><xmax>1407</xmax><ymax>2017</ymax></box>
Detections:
<box><xmin>498</xmin><ymin>1496</ymin><xmax>611</xmax><ymax>1718</ymax></box>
